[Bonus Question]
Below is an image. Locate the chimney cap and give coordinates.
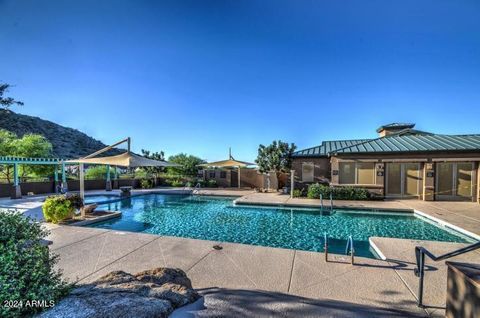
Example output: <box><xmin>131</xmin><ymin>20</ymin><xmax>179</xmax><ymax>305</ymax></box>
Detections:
<box><xmin>376</xmin><ymin>123</ymin><xmax>415</xmax><ymax>133</ymax></box>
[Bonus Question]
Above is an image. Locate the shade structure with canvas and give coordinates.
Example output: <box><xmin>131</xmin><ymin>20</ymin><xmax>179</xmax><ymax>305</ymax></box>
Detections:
<box><xmin>199</xmin><ymin>151</ymin><xmax>254</xmax><ymax>188</ymax></box>
<box><xmin>66</xmin><ymin>151</ymin><xmax>180</xmax><ymax>168</ymax></box>
<box><xmin>65</xmin><ymin>138</ymin><xmax>180</xmax><ymax>214</ymax></box>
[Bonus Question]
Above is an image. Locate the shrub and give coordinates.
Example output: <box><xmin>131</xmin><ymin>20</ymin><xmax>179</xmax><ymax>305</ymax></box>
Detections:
<box><xmin>207</xmin><ymin>179</ymin><xmax>218</xmax><ymax>188</ymax></box>
<box><xmin>42</xmin><ymin>195</ymin><xmax>75</xmax><ymax>223</ymax></box>
<box><xmin>292</xmin><ymin>189</ymin><xmax>304</xmax><ymax>198</ymax></box>
<box><xmin>170</xmin><ymin>179</ymin><xmax>184</xmax><ymax>187</ymax></box>
<box><xmin>307</xmin><ymin>183</ymin><xmax>371</xmax><ymax>200</ymax></box>
<box><xmin>0</xmin><ymin>211</ymin><xmax>70</xmax><ymax>317</ymax></box>
<box><xmin>140</xmin><ymin>179</ymin><xmax>154</xmax><ymax>189</ymax></box>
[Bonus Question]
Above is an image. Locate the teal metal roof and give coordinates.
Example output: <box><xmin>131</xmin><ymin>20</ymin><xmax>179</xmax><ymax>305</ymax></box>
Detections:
<box><xmin>332</xmin><ymin>134</ymin><xmax>480</xmax><ymax>154</ymax></box>
<box><xmin>292</xmin><ymin>139</ymin><xmax>371</xmax><ymax>157</ymax></box>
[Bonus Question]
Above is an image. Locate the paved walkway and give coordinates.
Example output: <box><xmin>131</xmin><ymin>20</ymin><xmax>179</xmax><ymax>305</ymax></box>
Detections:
<box><xmin>371</xmin><ymin>237</ymin><xmax>480</xmax><ymax>317</ymax></box>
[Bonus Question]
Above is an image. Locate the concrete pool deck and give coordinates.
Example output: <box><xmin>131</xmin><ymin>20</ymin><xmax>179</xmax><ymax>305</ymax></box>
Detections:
<box><xmin>45</xmin><ymin>224</ymin><xmax>429</xmax><ymax>317</ymax></box>
<box><xmin>2</xmin><ymin>188</ymin><xmax>480</xmax><ymax>317</ymax></box>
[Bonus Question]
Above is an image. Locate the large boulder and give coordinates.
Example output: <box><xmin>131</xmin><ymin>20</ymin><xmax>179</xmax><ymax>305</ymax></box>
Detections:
<box><xmin>40</xmin><ymin>268</ymin><xmax>200</xmax><ymax>318</ymax></box>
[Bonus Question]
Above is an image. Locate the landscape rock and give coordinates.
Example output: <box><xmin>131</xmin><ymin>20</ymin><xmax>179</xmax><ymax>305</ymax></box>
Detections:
<box><xmin>40</xmin><ymin>268</ymin><xmax>200</xmax><ymax>318</ymax></box>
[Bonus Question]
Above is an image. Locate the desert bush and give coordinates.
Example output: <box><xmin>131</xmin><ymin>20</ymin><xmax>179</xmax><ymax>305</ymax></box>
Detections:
<box><xmin>170</xmin><ymin>179</ymin><xmax>184</xmax><ymax>187</ymax></box>
<box><xmin>307</xmin><ymin>183</ymin><xmax>371</xmax><ymax>200</ymax></box>
<box><xmin>207</xmin><ymin>179</ymin><xmax>218</xmax><ymax>188</ymax></box>
<box><xmin>42</xmin><ymin>196</ymin><xmax>75</xmax><ymax>223</ymax></box>
<box><xmin>292</xmin><ymin>189</ymin><xmax>304</xmax><ymax>198</ymax></box>
<box><xmin>0</xmin><ymin>211</ymin><xmax>70</xmax><ymax>317</ymax></box>
<box><xmin>140</xmin><ymin>179</ymin><xmax>154</xmax><ymax>189</ymax></box>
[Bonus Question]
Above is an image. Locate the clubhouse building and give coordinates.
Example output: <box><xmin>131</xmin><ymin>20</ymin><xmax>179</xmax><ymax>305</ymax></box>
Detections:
<box><xmin>292</xmin><ymin>123</ymin><xmax>480</xmax><ymax>203</ymax></box>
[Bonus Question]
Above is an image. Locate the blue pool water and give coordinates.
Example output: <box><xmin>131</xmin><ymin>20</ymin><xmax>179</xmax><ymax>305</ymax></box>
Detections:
<box><xmin>84</xmin><ymin>195</ymin><xmax>121</xmax><ymax>204</ymax></box>
<box><xmin>90</xmin><ymin>194</ymin><xmax>473</xmax><ymax>258</ymax></box>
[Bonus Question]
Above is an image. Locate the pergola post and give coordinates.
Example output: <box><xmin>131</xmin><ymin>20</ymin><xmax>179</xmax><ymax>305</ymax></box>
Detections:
<box><xmin>238</xmin><ymin>167</ymin><xmax>241</xmax><ymax>188</ymax></box>
<box><xmin>54</xmin><ymin>166</ymin><xmax>59</xmax><ymax>193</ymax></box>
<box><xmin>113</xmin><ymin>166</ymin><xmax>119</xmax><ymax>189</ymax></box>
<box><xmin>61</xmin><ymin>162</ymin><xmax>68</xmax><ymax>193</ymax></box>
<box><xmin>290</xmin><ymin>170</ymin><xmax>295</xmax><ymax>198</ymax></box>
<box><xmin>11</xmin><ymin>163</ymin><xmax>22</xmax><ymax>199</ymax></box>
<box><xmin>105</xmin><ymin>164</ymin><xmax>112</xmax><ymax>191</ymax></box>
<box><xmin>79</xmin><ymin>163</ymin><xmax>85</xmax><ymax>218</ymax></box>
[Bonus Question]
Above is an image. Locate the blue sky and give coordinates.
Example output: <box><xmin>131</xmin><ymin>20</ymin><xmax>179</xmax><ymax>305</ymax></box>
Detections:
<box><xmin>1</xmin><ymin>0</ymin><xmax>479</xmax><ymax>161</ymax></box>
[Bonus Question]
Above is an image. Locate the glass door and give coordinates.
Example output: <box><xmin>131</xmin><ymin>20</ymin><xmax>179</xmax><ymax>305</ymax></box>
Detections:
<box><xmin>436</xmin><ymin>162</ymin><xmax>473</xmax><ymax>200</ymax></box>
<box><xmin>386</xmin><ymin>163</ymin><xmax>420</xmax><ymax>197</ymax></box>
<box><xmin>386</xmin><ymin>163</ymin><xmax>402</xmax><ymax>196</ymax></box>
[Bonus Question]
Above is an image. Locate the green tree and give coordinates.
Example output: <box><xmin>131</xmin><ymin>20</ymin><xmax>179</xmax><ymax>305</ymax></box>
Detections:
<box><xmin>140</xmin><ymin>149</ymin><xmax>165</xmax><ymax>175</ymax></box>
<box><xmin>0</xmin><ymin>129</ymin><xmax>53</xmax><ymax>182</ymax></box>
<box><xmin>255</xmin><ymin>140</ymin><xmax>297</xmax><ymax>189</ymax></box>
<box><xmin>84</xmin><ymin>165</ymin><xmax>116</xmax><ymax>180</ymax></box>
<box><xmin>0</xmin><ymin>83</ymin><xmax>24</xmax><ymax>110</ymax></box>
<box><xmin>166</xmin><ymin>153</ymin><xmax>205</xmax><ymax>176</ymax></box>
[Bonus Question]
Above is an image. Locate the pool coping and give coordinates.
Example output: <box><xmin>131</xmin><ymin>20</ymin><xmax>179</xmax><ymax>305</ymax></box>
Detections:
<box><xmin>68</xmin><ymin>211</ymin><xmax>122</xmax><ymax>226</ymax></box>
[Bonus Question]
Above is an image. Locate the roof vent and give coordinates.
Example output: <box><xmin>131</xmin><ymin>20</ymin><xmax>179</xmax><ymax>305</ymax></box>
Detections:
<box><xmin>376</xmin><ymin>123</ymin><xmax>415</xmax><ymax>137</ymax></box>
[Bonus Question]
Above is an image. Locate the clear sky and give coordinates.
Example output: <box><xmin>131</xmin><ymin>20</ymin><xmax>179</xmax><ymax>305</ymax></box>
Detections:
<box><xmin>1</xmin><ymin>0</ymin><xmax>479</xmax><ymax>161</ymax></box>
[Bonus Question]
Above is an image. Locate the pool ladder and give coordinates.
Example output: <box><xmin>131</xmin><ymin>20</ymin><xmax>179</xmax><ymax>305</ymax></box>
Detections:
<box><xmin>319</xmin><ymin>194</ymin><xmax>333</xmax><ymax>213</ymax></box>
<box><xmin>323</xmin><ymin>233</ymin><xmax>355</xmax><ymax>265</ymax></box>
<box><xmin>192</xmin><ymin>183</ymin><xmax>201</xmax><ymax>194</ymax></box>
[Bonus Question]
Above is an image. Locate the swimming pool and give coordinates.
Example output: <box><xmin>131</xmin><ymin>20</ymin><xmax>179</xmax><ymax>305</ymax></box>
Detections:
<box><xmin>84</xmin><ymin>194</ymin><xmax>121</xmax><ymax>204</ymax></box>
<box><xmin>90</xmin><ymin>194</ymin><xmax>473</xmax><ymax>258</ymax></box>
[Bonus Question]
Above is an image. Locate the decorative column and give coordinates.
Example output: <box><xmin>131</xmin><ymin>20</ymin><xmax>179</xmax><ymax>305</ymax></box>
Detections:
<box><xmin>423</xmin><ymin>162</ymin><xmax>435</xmax><ymax>201</ymax></box>
<box><xmin>11</xmin><ymin>163</ymin><xmax>22</xmax><ymax>199</ymax></box>
<box><xmin>105</xmin><ymin>164</ymin><xmax>112</xmax><ymax>191</ymax></box>
<box><xmin>375</xmin><ymin>163</ymin><xmax>385</xmax><ymax>197</ymax></box>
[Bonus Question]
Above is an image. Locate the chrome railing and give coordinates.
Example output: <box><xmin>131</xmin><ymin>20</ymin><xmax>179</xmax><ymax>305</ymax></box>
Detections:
<box><xmin>414</xmin><ymin>241</ymin><xmax>480</xmax><ymax>307</ymax></box>
<box><xmin>345</xmin><ymin>235</ymin><xmax>355</xmax><ymax>264</ymax></box>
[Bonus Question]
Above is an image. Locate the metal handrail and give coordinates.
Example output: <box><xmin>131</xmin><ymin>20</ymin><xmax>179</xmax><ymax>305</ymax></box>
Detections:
<box><xmin>192</xmin><ymin>183</ymin><xmax>201</xmax><ymax>194</ymax></box>
<box><xmin>329</xmin><ymin>192</ymin><xmax>333</xmax><ymax>212</ymax></box>
<box><xmin>345</xmin><ymin>235</ymin><xmax>355</xmax><ymax>264</ymax></box>
<box><xmin>324</xmin><ymin>232</ymin><xmax>328</xmax><ymax>262</ymax></box>
<box><xmin>414</xmin><ymin>241</ymin><xmax>480</xmax><ymax>307</ymax></box>
<box><xmin>320</xmin><ymin>194</ymin><xmax>324</xmax><ymax>212</ymax></box>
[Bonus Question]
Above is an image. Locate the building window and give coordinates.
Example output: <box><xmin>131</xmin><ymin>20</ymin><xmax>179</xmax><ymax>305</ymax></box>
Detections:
<box><xmin>209</xmin><ymin>171</ymin><xmax>215</xmax><ymax>178</ymax></box>
<box><xmin>339</xmin><ymin>162</ymin><xmax>355</xmax><ymax>184</ymax></box>
<box><xmin>339</xmin><ymin>162</ymin><xmax>375</xmax><ymax>185</ymax></box>
<box><xmin>302</xmin><ymin>162</ymin><xmax>314</xmax><ymax>182</ymax></box>
<box><xmin>220</xmin><ymin>171</ymin><xmax>227</xmax><ymax>178</ymax></box>
<box><xmin>357</xmin><ymin>162</ymin><xmax>375</xmax><ymax>184</ymax></box>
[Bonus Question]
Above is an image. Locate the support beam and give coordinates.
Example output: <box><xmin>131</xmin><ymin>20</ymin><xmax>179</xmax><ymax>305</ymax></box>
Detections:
<box><xmin>11</xmin><ymin>163</ymin><xmax>21</xmax><ymax>199</ymax></box>
<box><xmin>238</xmin><ymin>167</ymin><xmax>241</xmax><ymax>188</ymax></box>
<box><xmin>105</xmin><ymin>164</ymin><xmax>112</xmax><ymax>191</ymax></box>
<box><xmin>61</xmin><ymin>162</ymin><xmax>68</xmax><ymax>192</ymax></box>
<box><xmin>290</xmin><ymin>170</ymin><xmax>295</xmax><ymax>198</ymax></box>
<box><xmin>79</xmin><ymin>163</ymin><xmax>85</xmax><ymax>218</ymax></box>
<box><xmin>54</xmin><ymin>166</ymin><xmax>59</xmax><ymax>193</ymax></box>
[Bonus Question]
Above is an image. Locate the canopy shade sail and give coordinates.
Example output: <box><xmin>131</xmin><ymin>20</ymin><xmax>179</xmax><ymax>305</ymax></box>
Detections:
<box><xmin>198</xmin><ymin>159</ymin><xmax>254</xmax><ymax>168</ymax></box>
<box><xmin>199</xmin><ymin>155</ymin><xmax>255</xmax><ymax>188</ymax></box>
<box><xmin>66</xmin><ymin>152</ymin><xmax>180</xmax><ymax>168</ymax></box>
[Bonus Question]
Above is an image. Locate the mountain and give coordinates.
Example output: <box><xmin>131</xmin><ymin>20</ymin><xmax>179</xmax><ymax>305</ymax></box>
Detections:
<box><xmin>0</xmin><ymin>110</ymin><xmax>122</xmax><ymax>158</ymax></box>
